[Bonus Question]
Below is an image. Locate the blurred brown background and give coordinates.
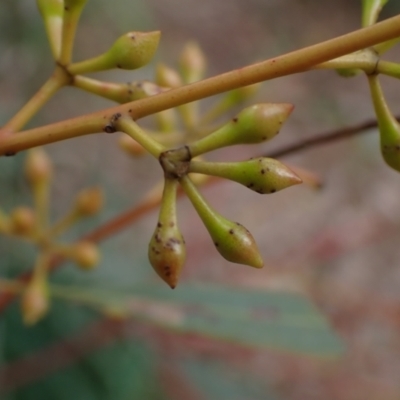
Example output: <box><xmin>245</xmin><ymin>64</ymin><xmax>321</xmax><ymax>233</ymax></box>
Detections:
<box><xmin>1</xmin><ymin>1</ymin><xmax>400</xmax><ymax>399</ymax></box>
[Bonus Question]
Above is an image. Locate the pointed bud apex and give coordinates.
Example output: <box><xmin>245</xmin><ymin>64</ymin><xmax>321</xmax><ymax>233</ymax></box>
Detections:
<box><xmin>71</xmin><ymin>241</ymin><xmax>100</xmax><ymax>269</ymax></box>
<box><xmin>25</xmin><ymin>148</ymin><xmax>53</xmax><ymax>186</ymax></box>
<box><xmin>69</xmin><ymin>31</ymin><xmax>160</xmax><ymax>74</ymax></box>
<box><xmin>368</xmin><ymin>74</ymin><xmax>400</xmax><ymax>171</ymax></box>
<box><xmin>155</xmin><ymin>63</ymin><xmax>183</xmax><ymax>88</ymax></box>
<box><xmin>21</xmin><ymin>276</ymin><xmax>49</xmax><ymax>325</ymax></box>
<box><xmin>10</xmin><ymin>207</ymin><xmax>36</xmax><ymax>236</ymax></box>
<box><xmin>179</xmin><ymin>41</ymin><xmax>207</xmax><ymax>83</ymax></box>
<box><xmin>74</xmin><ymin>187</ymin><xmax>103</xmax><ymax>216</ymax></box>
<box><xmin>180</xmin><ymin>177</ymin><xmax>263</xmax><ymax>268</ymax></box>
<box><xmin>188</xmin><ymin>103</ymin><xmax>293</xmax><ymax>157</ymax></box>
<box><xmin>189</xmin><ymin>158</ymin><xmax>302</xmax><ymax>194</ymax></box>
<box><xmin>148</xmin><ymin>179</ymin><xmax>186</xmax><ymax>288</ymax></box>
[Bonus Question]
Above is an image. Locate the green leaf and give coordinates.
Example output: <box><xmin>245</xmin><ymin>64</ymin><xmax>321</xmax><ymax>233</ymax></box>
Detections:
<box><xmin>51</xmin><ymin>283</ymin><xmax>344</xmax><ymax>357</ymax></box>
<box><xmin>181</xmin><ymin>358</ymin><xmax>280</xmax><ymax>400</ymax></box>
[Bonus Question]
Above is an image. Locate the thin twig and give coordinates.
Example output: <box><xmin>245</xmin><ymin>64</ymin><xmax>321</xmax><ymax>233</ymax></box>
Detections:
<box><xmin>266</xmin><ymin>116</ymin><xmax>393</xmax><ymax>159</ymax></box>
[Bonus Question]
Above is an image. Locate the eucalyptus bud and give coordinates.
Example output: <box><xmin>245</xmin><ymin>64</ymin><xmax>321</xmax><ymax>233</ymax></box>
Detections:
<box><xmin>71</xmin><ymin>241</ymin><xmax>100</xmax><ymax>270</ymax></box>
<box><xmin>179</xmin><ymin>41</ymin><xmax>207</xmax><ymax>83</ymax></box>
<box><xmin>180</xmin><ymin>177</ymin><xmax>263</xmax><ymax>268</ymax></box>
<box><xmin>189</xmin><ymin>158</ymin><xmax>302</xmax><ymax>194</ymax></box>
<box><xmin>74</xmin><ymin>187</ymin><xmax>103</xmax><ymax>216</ymax></box>
<box><xmin>368</xmin><ymin>74</ymin><xmax>400</xmax><ymax>171</ymax></box>
<box><xmin>10</xmin><ymin>207</ymin><xmax>36</xmax><ymax>236</ymax></box>
<box><xmin>188</xmin><ymin>103</ymin><xmax>293</xmax><ymax>157</ymax></box>
<box><xmin>148</xmin><ymin>179</ymin><xmax>186</xmax><ymax>289</ymax></box>
<box><xmin>69</xmin><ymin>31</ymin><xmax>161</xmax><ymax>75</ymax></box>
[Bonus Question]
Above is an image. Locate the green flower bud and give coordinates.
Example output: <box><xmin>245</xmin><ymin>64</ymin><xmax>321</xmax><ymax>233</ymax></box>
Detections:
<box><xmin>148</xmin><ymin>179</ymin><xmax>186</xmax><ymax>288</ymax></box>
<box><xmin>155</xmin><ymin>63</ymin><xmax>183</xmax><ymax>88</ymax></box>
<box><xmin>179</xmin><ymin>41</ymin><xmax>207</xmax><ymax>83</ymax></box>
<box><xmin>368</xmin><ymin>74</ymin><xmax>400</xmax><ymax>171</ymax></box>
<box><xmin>189</xmin><ymin>158</ymin><xmax>302</xmax><ymax>194</ymax></box>
<box><xmin>68</xmin><ymin>31</ymin><xmax>161</xmax><ymax>75</ymax></box>
<box><xmin>188</xmin><ymin>103</ymin><xmax>293</xmax><ymax>157</ymax></box>
<box><xmin>180</xmin><ymin>177</ymin><xmax>263</xmax><ymax>268</ymax></box>
<box><xmin>36</xmin><ymin>0</ymin><xmax>63</xmax><ymax>58</ymax></box>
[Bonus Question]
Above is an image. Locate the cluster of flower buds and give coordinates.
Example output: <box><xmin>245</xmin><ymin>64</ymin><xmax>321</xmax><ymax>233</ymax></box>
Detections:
<box><xmin>146</xmin><ymin>102</ymin><xmax>301</xmax><ymax>288</ymax></box>
<box><xmin>0</xmin><ymin>148</ymin><xmax>103</xmax><ymax>324</ymax></box>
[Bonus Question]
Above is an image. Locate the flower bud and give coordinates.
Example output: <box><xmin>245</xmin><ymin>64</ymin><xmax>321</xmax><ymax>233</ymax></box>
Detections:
<box><xmin>368</xmin><ymin>74</ymin><xmax>400</xmax><ymax>171</ymax></box>
<box><xmin>189</xmin><ymin>158</ymin><xmax>302</xmax><ymax>194</ymax></box>
<box><xmin>69</xmin><ymin>31</ymin><xmax>160</xmax><ymax>74</ymax></box>
<box><xmin>179</xmin><ymin>41</ymin><xmax>207</xmax><ymax>83</ymax></box>
<box><xmin>74</xmin><ymin>187</ymin><xmax>103</xmax><ymax>216</ymax></box>
<box><xmin>180</xmin><ymin>177</ymin><xmax>263</xmax><ymax>268</ymax></box>
<box><xmin>148</xmin><ymin>179</ymin><xmax>186</xmax><ymax>288</ymax></box>
<box><xmin>10</xmin><ymin>207</ymin><xmax>36</xmax><ymax>236</ymax></box>
<box><xmin>155</xmin><ymin>63</ymin><xmax>183</xmax><ymax>88</ymax></box>
<box><xmin>21</xmin><ymin>276</ymin><xmax>49</xmax><ymax>325</ymax></box>
<box><xmin>25</xmin><ymin>148</ymin><xmax>53</xmax><ymax>186</ymax></box>
<box><xmin>71</xmin><ymin>241</ymin><xmax>100</xmax><ymax>270</ymax></box>
<box><xmin>188</xmin><ymin>103</ymin><xmax>293</xmax><ymax>157</ymax></box>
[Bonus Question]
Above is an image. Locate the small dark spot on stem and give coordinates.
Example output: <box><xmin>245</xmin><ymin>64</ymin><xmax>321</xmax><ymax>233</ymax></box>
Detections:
<box><xmin>214</xmin><ymin>242</ymin><xmax>219</xmax><ymax>247</ymax></box>
<box><xmin>169</xmin><ymin>222</ymin><xmax>175</xmax><ymax>227</ymax></box>
<box><xmin>270</xmin><ymin>188</ymin><xmax>276</xmax><ymax>193</ymax></box>
<box><xmin>4</xmin><ymin>151</ymin><xmax>15</xmax><ymax>157</ymax></box>
<box><xmin>157</xmin><ymin>222</ymin><xmax>163</xmax><ymax>228</ymax></box>
<box><xmin>229</xmin><ymin>229</ymin><xmax>234</xmax><ymax>234</ymax></box>
<box><xmin>233</xmin><ymin>117</ymin><xmax>238</xmax><ymax>123</ymax></box>
<box><xmin>261</xmin><ymin>169</ymin><xmax>265</xmax><ymax>174</ymax></box>
<box><xmin>64</xmin><ymin>6</ymin><xmax>69</xmax><ymax>11</ymax></box>
<box><xmin>117</xmin><ymin>64</ymin><xmax>122</xmax><ymax>68</ymax></box>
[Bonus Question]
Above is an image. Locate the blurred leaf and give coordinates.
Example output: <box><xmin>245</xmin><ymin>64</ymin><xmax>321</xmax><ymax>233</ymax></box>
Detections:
<box><xmin>48</xmin><ymin>283</ymin><xmax>344</xmax><ymax>357</ymax></box>
<box><xmin>1</xmin><ymin>300</ymin><xmax>166</xmax><ymax>400</ymax></box>
<box><xmin>180</xmin><ymin>358</ymin><xmax>280</xmax><ymax>400</ymax></box>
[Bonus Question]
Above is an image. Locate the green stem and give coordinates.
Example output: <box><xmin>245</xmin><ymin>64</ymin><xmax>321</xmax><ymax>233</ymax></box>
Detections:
<box><xmin>59</xmin><ymin>1</ymin><xmax>87</xmax><ymax>65</ymax></box>
<box><xmin>115</xmin><ymin>116</ymin><xmax>165</xmax><ymax>158</ymax></box>
<box><xmin>47</xmin><ymin>209</ymin><xmax>79</xmax><ymax>238</ymax></box>
<box><xmin>376</xmin><ymin>60</ymin><xmax>400</xmax><ymax>79</ymax></box>
<box><xmin>1</xmin><ymin>14</ymin><xmax>400</xmax><ymax>154</ymax></box>
<box><xmin>1</xmin><ymin>66</ymin><xmax>68</xmax><ymax>135</ymax></box>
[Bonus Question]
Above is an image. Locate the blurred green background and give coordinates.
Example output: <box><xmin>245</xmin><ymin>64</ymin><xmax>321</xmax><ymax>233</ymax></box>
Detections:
<box><xmin>1</xmin><ymin>1</ymin><xmax>400</xmax><ymax>399</ymax></box>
